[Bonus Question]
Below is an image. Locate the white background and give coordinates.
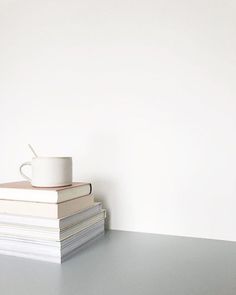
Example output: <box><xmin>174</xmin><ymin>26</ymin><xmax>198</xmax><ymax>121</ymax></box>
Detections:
<box><xmin>0</xmin><ymin>0</ymin><xmax>236</xmax><ymax>241</ymax></box>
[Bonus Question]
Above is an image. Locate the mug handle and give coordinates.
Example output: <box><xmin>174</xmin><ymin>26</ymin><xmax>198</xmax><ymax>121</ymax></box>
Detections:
<box><xmin>19</xmin><ymin>161</ymin><xmax>32</xmax><ymax>181</ymax></box>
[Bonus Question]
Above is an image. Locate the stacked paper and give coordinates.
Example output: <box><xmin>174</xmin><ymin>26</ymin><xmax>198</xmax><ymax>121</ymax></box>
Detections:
<box><xmin>0</xmin><ymin>182</ymin><xmax>106</xmax><ymax>263</ymax></box>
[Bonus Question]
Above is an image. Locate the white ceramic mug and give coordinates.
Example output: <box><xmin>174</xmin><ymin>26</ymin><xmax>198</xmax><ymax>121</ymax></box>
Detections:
<box><xmin>19</xmin><ymin>157</ymin><xmax>72</xmax><ymax>187</ymax></box>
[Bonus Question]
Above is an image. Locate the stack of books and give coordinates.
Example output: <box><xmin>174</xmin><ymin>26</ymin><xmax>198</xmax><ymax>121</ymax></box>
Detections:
<box><xmin>0</xmin><ymin>181</ymin><xmax>105</xmax><ymax>263</ymax></box>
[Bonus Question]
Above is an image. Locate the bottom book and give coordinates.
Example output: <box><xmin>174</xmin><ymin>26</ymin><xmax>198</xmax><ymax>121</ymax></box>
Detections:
<box><xmin>0</xmin><ymin>221</ymin><xmax>105</xmax><ymax>263</ymax></box>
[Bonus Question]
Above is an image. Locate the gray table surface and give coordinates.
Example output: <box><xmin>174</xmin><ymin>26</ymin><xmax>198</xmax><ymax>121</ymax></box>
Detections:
<box><xmin>0</xmin><ymin>230</ymin><xmax>236</xmax><ymax>295</ymax></box>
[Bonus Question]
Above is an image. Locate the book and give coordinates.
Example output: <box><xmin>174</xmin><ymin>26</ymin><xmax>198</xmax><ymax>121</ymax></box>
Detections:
<box><xmin>0</xmin><ymin>202</ymin><xmax>102</xmax><ymax>228</ymax></box>
<box><xmin>0</xmin><ymin>221</ymin><xmax>105</xmax><ymax>263</ymax></box>
<box><xmin>0</xmin><ymin>194</ymin><xmax>94</xmax><ymax>218</ymax></box>
<box><xmin>0</xmin><ymin>210</ymin><xmax>106</xmax><ymax>241</ymax></box>
<box><xmin>0</xmin><ymin>181</ymin><xmax>92</xmax><ymax>203</ymax></box>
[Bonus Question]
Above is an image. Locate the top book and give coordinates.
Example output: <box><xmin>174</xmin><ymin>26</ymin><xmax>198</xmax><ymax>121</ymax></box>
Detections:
<box><xmin>0</xmin><ymin>181</ymin><xmax>92</xmax><ymax>204</ymax></box>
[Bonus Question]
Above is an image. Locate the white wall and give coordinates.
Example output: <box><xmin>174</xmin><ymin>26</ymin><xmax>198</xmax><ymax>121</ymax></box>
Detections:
<box><xmin>0</xmin><ymin>0</ymin><xmax>236</xmax><ymax>241</ymax></box>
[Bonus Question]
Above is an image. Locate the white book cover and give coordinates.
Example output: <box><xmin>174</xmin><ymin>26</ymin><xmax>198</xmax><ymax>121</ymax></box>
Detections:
<box><xmin>0</xmin><ymin>222</ymin><xmax>105</xmax><ymax>263</ymax></box>
<box><xmin>0</xmin><ymin>210</ymin><xmax>106</xmax><ymax>241</ymax></box>
<box><xmin>0</xmin><ymin>220</ymin><xmax>104</xmax><ymax>248</ymax></box>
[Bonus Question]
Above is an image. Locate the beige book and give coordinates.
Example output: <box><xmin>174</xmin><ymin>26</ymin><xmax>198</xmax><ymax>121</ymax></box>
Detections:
<box><xmin>0</xmin><ymin>181</ymin><xmax>92</xmax><ymax>203</ymax></box>
<box><xmin>0</xmin><ymin>195</ymin><xmax>94</xmax><ymax>219</ymax></box>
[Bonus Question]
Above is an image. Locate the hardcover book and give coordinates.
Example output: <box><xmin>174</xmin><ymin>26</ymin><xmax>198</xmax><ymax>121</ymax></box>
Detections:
<box><xmin>0</xmin><ymin>181</ymin><xmax>92</xmax><ymax>203</ymax></box>
<box><xmin>0</xmin><ymin>194</ymin><xmax>94</xmax><ymax>218</ymax></box>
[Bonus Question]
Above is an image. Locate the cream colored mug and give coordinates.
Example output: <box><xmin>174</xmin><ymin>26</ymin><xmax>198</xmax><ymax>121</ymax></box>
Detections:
<box><xmin>19</xmin><ymin>157</ymin><xmax>72</xmax><ymax>187</ymax></box>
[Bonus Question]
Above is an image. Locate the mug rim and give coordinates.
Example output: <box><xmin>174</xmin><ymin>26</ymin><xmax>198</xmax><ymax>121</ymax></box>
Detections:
<box><xmin>32</xmin><ymin>157</ymin><xmax>72</xmax><ymax>159</ymax></box>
